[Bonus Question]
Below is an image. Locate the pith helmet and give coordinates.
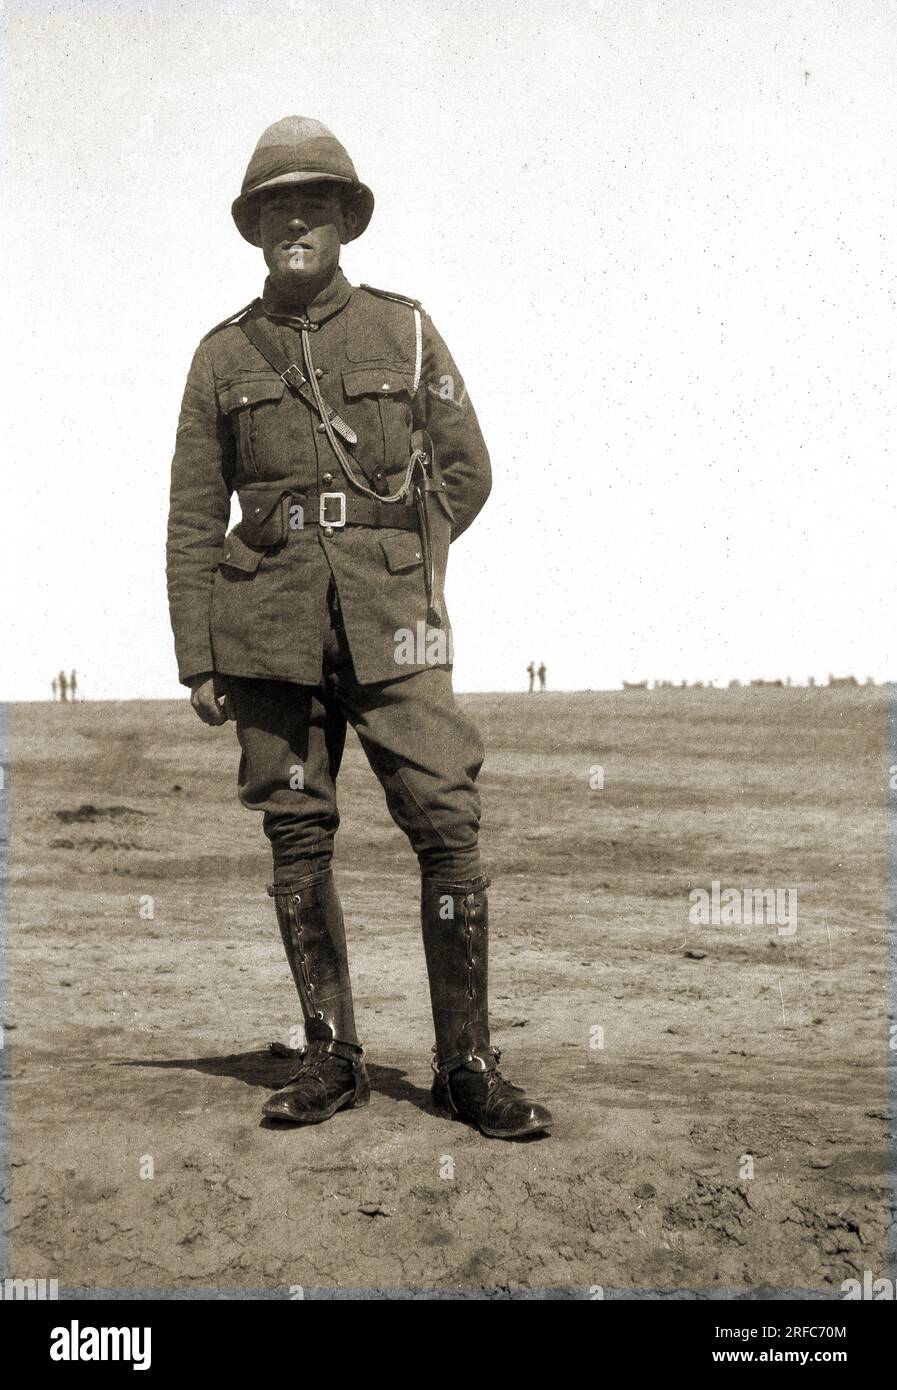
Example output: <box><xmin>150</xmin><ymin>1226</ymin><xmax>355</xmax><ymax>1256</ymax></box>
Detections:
<box><xmin>231</xmin><ymin>116</ymin><xmax>374</xmax><ymax>246</ymax></box>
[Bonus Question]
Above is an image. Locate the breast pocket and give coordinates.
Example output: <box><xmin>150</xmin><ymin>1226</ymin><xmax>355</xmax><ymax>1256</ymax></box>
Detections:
<box><xmin>342</xmin><ymin>368</ymin><xmax>416</xmax><ymax>482</ymax></box>
<box><xmin>220</xmin><ymin>376</ymin><xmax>286</xmax><ymax>476</ymax></box>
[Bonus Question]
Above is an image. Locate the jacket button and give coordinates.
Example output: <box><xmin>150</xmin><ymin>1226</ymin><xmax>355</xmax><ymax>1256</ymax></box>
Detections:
<box><xmin>240</xmin><ymin>395</ymin><xmax>249</xmax><ymax>405</ymax></box>
<box><xmin>322</xmin><ymin>472</ymin><xmax>333</xmax><ymax>484</ymax></box>
<box><xmin>323</xmin><ymin>525</ymin><xmax>333</xmax><ymax>538</ymax></box>
<box><xmin>380</xmin><ymin>383</ymin><xmax>391</xmax><ymax>392</ymax></box>
<box><xmin>316</xmin><ymin>423</ymin><xmax>327</xmax><ymax>433</ymax></box>
<box><xmin>315</xmin><ymin>368</ymin><xmax>325</xmax><ymax>379</ymax></box>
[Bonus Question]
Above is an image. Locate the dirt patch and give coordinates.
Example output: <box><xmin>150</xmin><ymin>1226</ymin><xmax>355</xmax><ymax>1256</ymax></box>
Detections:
<box><xmin>53</xmin><ymin>804</ymin><xmax>150</xmax><ymax>824</ymax></box>
<box><xmin>7</xmin><ymin>689</ymin><xmax>893</xmax><ymax>1294</ymax></box>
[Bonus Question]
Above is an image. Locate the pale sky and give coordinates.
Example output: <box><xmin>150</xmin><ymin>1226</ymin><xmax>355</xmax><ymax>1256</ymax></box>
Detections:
<box><xmin>3</xmin><ymin>0</ymin><xmax>895</xmax><ymax>699</ymax></box>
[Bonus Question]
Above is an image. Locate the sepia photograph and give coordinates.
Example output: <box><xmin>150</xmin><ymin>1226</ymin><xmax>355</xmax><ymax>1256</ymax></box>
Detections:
<box><xmin>1</xmin><ymin>0</ymin><xmax>895</xmax><ymax>1351</ymax></box>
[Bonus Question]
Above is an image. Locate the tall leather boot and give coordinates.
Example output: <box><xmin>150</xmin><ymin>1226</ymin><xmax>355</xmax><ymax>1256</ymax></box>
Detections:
<box><xmin>263</xmin><ymin>868</ymin><xmax>370</xmax><ymax>1123</ymax></box>
<box><xmin>420</xmin><ymin>875</ymin><xmax>552</xmax><ymax>1139</ymax></box>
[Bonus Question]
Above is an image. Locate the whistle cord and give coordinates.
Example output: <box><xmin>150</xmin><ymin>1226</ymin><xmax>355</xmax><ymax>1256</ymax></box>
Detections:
<box><xmin>300</xmin><ymin>328</ymin><xmax>420</xmax><ymax>505</ymax></box>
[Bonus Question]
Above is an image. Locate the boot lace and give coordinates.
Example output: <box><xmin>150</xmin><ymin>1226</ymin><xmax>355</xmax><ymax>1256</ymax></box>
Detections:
<box><xmin>285</xmin><ymin>1047</ymin><xmax>346</xmax><ymax>1087</ymax></box>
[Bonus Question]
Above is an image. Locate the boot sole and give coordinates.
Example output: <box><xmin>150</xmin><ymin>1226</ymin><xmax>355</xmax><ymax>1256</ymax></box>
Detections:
<box><xmin>432</xmin><ymin>1097</ymin><xmax>551</xmax><ymax>1140</ymax></box>
<box><xmin>262</xmin><ymin>1091</ymin><xmax>369</xmax><ymax>1125</ymax></box>
<box><xmin>481</xmin><ymin>1119</ymin><xmax>551</xmax><ymax>1139</ymax></box>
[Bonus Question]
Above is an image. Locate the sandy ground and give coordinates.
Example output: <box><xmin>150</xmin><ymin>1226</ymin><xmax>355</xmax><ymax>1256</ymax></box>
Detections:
<box><xmin>4</xmin><ymin>687</ymin><xmax>894</xmax><ymax>1296</ymax></box>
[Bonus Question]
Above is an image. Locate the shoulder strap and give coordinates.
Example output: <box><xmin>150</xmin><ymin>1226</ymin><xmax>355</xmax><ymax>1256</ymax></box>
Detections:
<box><xmin>238</xmin><ymin>304</ymin><xmax>294</xmax><ymax>376</ymax></box>
<box><xmin>358</xmin><ymin>285</ymin><xmax>423</xmax><ymax>392</ymax></box>
<box><xmin>359</xmin><ymin>283</ymin><xmax>422</xmax><ymax>310</ymax></box>
<box><xmin>201</xmin><ymin>301</ymin><xmax>255</xmax><ymax>343</ymax></box>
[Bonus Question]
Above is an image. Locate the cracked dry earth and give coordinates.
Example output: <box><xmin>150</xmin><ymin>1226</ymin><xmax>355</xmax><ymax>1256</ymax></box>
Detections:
<box><xmin>5</xmin><ymin>688</ymin><xmax>894</xmax><ymax>1296</ymax></box>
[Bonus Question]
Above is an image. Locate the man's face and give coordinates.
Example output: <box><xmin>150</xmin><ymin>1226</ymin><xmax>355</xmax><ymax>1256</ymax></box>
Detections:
<box><xmin>258</xmin><ymin>182</ymin><xmax>357</xmax><ymax>287</ymax></box>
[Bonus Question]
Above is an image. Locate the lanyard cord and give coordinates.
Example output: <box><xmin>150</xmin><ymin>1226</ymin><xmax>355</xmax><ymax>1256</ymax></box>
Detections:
<box><xmin>300</xmin><ymin>327</ymin><xmax>420</xmax><ymax>505</ymax></box>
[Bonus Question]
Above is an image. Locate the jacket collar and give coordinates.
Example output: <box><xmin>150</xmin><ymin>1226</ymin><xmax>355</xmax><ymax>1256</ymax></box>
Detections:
<box><xmin>262</xmin><ymin>267</ymin><xmax>353</xmax><ymax>326</ymax></box>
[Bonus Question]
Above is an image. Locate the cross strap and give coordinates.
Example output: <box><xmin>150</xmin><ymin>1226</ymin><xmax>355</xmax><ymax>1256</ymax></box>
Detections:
<box><xmin>238</xmin><ymin>303</ymin><xmax>358</xmax><ymax>445</ymax></box>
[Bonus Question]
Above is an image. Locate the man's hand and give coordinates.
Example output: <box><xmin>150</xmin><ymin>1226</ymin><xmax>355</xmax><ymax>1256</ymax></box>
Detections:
<box><xmin>188</xmin><ymin>672</ymin><xmax>235</xmax><ymax>726</ymax></box>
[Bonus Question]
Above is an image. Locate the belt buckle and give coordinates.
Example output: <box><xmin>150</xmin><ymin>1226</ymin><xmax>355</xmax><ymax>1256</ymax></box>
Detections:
<box><xmin>319</xmin><ymin>492</ymin><xmax>346</xmax><ymax>528</ymax></box>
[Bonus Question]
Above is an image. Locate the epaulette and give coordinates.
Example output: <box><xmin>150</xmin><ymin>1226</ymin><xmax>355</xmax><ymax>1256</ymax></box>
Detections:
<box><xmin>200</xmin><ymin>301</ymin><xmax>256</xmax><ymax>342</ymax></box>
<box><xmin>359</xmin><ymin>283</ymin><xmax>423</xmax><ymax>311</ymax></box>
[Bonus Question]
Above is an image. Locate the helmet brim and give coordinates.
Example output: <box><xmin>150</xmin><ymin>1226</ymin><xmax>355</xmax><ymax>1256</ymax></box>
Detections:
<box><xmin>232</xmin><ymin>172</ymin><xmax>374</xmax><ymax>246</ymax></box>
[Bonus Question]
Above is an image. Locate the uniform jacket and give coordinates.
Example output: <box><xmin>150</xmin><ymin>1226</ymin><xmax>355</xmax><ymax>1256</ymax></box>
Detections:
<box><xmin>166</xmin><ymin>269</ymin><xmax>491</xmax><ymax>686</ymax></box>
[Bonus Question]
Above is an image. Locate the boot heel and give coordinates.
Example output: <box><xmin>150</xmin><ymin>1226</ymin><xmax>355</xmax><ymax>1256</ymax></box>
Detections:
<box><xmin>353</xmin><ymin>1068</ymin><xmax>372</xmax><ymax>1108</ymax></box>
<box><xmin>431</xmin><ymin>1079</ymin><xmax>460</xmax><ymax>1119</ymax></box>
<box><xmin>433</xmin><ymin>1100</ymin><xmax>464</xmax><ymax>1122</ymax></box>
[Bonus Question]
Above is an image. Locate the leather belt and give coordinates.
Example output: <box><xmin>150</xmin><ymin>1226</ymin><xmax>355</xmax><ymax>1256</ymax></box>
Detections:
<box><xmin>292</xmin><ymin>490</ymin><xmax>419</xmax><ymax>531</ymax></box>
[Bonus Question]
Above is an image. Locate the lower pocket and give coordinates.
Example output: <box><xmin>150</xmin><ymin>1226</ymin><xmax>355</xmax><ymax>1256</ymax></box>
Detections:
<box><xmin>380</xmin><ymin>531</ymin><xmax>424</xmax><ymax>574</ymax></box>
<box><xmin>219</xmin><ymin>531</ymin><xmax>266</xmax><ymax>575</ymax></box>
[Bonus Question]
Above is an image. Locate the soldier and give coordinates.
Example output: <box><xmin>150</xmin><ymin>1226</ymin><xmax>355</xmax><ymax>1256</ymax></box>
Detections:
<box><xmin>526</xmin><ymin>661</ymin><xmax>535</xmax><ymax>693</ymax></box>
<box><xmin>537</xmin><ymin>662</ymin><xmax>546</xmax><ymax>692</ymax></box>
<box><xmin>51</xmin><ymin>677</ymin><xmax>58</xmax><ymax>701</ymax></box>
<box><xmin>166</xmin><ymin>117</ymin><xmax>551</xmax><ymax>1139</ymax></box>
<box><xmin>58</xmin><ymin>670</ymin><xmax>68</xmax><ymax>703</ymax></box>
<box><xmin>70</xmin><ymin>670</ymin><xmax>78</xmax><ymax>701</ymax></box>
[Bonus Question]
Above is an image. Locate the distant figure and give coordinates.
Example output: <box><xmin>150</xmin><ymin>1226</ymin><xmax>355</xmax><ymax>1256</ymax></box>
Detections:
<box><xmin>526</xmin><ymin>661</ymin><xmax>535</xmax><ymax>693</ymax></box>
<box><xmin>70</xmin><ymin>670</ymin><xmax>78</xmax><ymax>701</ymax></box>
<box><xmin>51</xmin><ymin>677</ymin><xmax>58</xmax><ymax>701</ymax></box>
<box><xmin>58</xmin><ymin>670</ymin><xmax>68</xmax><ymax>703</ymax></box>
<box><xmin>537</xmin><ymin>662</ymin><xmax>546</xmax><ymax>692</ymax></box>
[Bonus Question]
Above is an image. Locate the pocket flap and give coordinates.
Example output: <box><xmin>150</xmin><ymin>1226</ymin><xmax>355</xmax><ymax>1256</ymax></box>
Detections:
<box><xmin>220</xmin><ymin>376</ymin><xmax>285</xmax><ymax>413</ymax></box>
<box><xmin>381</xmin><ymin>531</ymin><xmax>424</xmax><ymax>574</ymax></box>
<box><xmin>237</xmin><ymin>488</ymin><xmax>286</xmax><ymax>526</ymax></box>
<box><xmin>219</xmin><ymin>531</ymin><xmax>265</xmax><ymax>574</ymax></box>
<box><xmin>343</xmin><ymin>368</ymin><xmax>416</xmax><ymax>400</ymax></box>
<box><xmin>236</xmin><ymin>489</ymin><xmax>290</xmax><ymax>546</ymax></box>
